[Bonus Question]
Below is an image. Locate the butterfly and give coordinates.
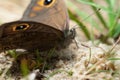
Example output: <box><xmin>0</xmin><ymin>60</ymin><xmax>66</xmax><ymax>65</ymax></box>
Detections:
<box><xmin>0</xmin><ymin>0</ymin><xmax>75</xmax><ymax>52</ymax></box>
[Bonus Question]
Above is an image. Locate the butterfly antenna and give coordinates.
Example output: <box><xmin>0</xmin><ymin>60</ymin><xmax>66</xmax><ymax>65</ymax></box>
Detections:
<box><xmin>71</xmin><ymin>8</ymin><xmax>101</xmax><ymax>49</ymax></box>
<box><xmin>83</xmin><ymin>8</ymin><xmax>101</xmax><ymax>22</ymax></box>
<box><xmin>72</xmin><ymin>8</ymin><xmax>101</xmax><ymax>29</ymax></box>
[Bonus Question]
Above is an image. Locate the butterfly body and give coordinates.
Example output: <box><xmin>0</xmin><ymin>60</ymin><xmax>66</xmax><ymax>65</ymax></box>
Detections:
<box><xmin>0</xmin><ymin>0</ymin><xmax>75</xmax><ymax>52</ymax></box>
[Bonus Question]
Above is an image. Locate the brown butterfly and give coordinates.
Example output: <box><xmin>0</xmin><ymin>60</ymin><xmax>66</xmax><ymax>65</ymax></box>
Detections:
<box><xmin>0</xmin><ymin>0</ymin><xmax>75</xmax><ymax>52</ymax></box>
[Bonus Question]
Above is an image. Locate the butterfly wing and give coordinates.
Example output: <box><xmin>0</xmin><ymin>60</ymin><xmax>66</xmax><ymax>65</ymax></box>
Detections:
<box><xmin>0</xmin><ymin>21</ymin><xmax>64</xmax><ymax>52</ymax></box>
<box><xmin>21</xmin><ymin>0</ymin><xmax>69</xmax><ymax>32</ymax></box>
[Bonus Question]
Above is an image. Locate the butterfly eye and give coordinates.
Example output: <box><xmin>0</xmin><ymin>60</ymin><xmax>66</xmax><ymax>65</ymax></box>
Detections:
<box><xmin>44</xmin><ymin>0</ymin><xmax>53</xmax><ymax>5</ymax></box>
<box><xmin>13</xmin><ymin>24</ymin><xmax>29</xmax><ymax>31</ymax></box>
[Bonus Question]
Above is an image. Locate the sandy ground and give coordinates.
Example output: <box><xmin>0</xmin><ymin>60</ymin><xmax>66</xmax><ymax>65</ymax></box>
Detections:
<box><xmin>0</xmin><ymin>0</ymin><xmax>120</xmax><ymax>80</ymax></box>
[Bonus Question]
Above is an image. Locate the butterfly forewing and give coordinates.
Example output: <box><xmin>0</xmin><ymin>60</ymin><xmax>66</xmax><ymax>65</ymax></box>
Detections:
<box><xmin>0</xmin><ymin>21</ymin><xmax>65</xmax><ymax>52</ymax></box>
<box><xmin>21</xmin><ymin>0</ymin><xmax>69</xmax><ymax>31</ymax></box>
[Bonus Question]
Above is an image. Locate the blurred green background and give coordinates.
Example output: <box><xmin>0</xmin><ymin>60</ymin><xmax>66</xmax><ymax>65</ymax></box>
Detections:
<box><xmin>66</xmin><ymin>0</ymin><xmax>120</xmax><ymax>44</ymax></box>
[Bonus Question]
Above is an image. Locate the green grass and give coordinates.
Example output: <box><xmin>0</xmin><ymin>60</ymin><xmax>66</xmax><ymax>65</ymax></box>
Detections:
<box><xmin>66</xmin><ymin>0</ymin><xmax>120</xmax><ymax>43</ymax></box>
<box><xmin>6</xmin><ymin>47</ymin><xmax>58</xmax><ymax>77</ymax></box>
